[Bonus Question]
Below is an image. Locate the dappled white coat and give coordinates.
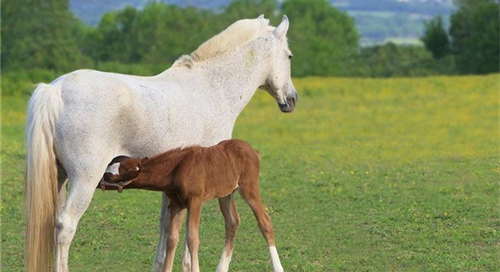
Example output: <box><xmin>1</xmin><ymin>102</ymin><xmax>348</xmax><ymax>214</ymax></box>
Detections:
<box><xmin>25</xmin><ymin>15</ymin><xmax>296</xmax><ymax>272</ymax></box>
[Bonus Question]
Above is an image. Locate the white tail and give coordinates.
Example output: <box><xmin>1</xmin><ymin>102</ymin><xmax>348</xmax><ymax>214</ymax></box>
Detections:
<box><xmin>25</xmin><ymin>83</ymin><xmax>63</xmax><ymax>271</ymax></box>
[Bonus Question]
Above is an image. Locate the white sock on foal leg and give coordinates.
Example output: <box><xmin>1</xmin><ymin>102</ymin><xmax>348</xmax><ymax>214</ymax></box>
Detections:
<box><xmin>182</xmin><ymin>242</ymin><xmax>191</xmax><ymax>272</ymax></box>
<box><xmin>269</xmin><ymin>246</ymin><xmax>284</xmax><ymax>272</ymax></box>
<box><xmin>216</xmin><ymin>248</ymin><xmax>233</xmax><ymax>272</ymax></box>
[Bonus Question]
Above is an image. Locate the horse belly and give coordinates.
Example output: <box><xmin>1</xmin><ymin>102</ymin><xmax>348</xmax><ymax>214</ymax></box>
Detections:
<box><xmin>123</xmin><ymin>95</ymin><xmax>209</xmax><ymax>157</ymax></box>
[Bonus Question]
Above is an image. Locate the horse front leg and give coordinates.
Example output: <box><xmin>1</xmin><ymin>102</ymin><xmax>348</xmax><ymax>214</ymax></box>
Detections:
<box><xmin>216</xmin><ymin>194</ymin><xmax>240</xmax><ymax>272</ymax></box>
<box><xmin>182</xmin><ymin>240</ymin><xmax>191</xmax><ymax>272</ymax></box>
<box><xmin>162</xmin><ymin>198</ymin><xmax>184</xmax><ymax>272</ymax></box>
<box><xmin>154</xmin><ymin>193</ymin><xmax>171</xmax><ymax>272</ymax></box>
<box><xmin>153</xmin><ymin>194</ymin><xmax>191</xmax><ymax>272</ymax></box>
<box><xmin>186</xmin><ymin>200</ymin><xmax>202</xmax><ymax>272</ymax></box>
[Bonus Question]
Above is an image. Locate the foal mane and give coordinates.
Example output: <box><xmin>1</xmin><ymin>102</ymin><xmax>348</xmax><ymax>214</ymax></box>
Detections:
<box><xmin>173</xmin><ymin>18</ymin><xmax>273</xmax><ymax>67</ymax></box>
<box><xmin>142</xmin><ymin>146</ymin><xmax>197</xmax><ymax>172</ymax></box>
<box><xmin>142</xmin><ymin>142</ymin><xmax>244</xmax><ymax>175</ymax></box>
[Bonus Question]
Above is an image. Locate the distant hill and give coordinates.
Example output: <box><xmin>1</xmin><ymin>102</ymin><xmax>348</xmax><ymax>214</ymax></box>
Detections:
<box><xmin>69</xmin><ymin>0</ymin><xmax>231</xmax><ymax>26</ymax></box>
<box><xmin>331</xmin><ymin>0</ymin><xmax>455</xmax><ymax>45</ymax></box>
<box><xmin>69</xmin><ymin>0</ymin><xmax>455</xmax><ymax>46</ymax></box>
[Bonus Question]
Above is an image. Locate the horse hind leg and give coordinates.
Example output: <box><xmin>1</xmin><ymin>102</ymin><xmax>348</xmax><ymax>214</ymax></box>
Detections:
<box><xmin>238</xmin><ymin>176</ymin><xmax>284</xmax><ymax>272</ymax></box>
<box><xmin>57</xmin><ymin>164</ymin><xmax>68</xmax><ymax>216</ymax></box>
<box><xmin>55</xmin><ymin>168</ymin><xmax>102</xmax><ymax>272</ymax></box>
<box><xmin>216</xmin><ymin>194</ymin><xmax>240</xmax><ymax>272</ymax></box>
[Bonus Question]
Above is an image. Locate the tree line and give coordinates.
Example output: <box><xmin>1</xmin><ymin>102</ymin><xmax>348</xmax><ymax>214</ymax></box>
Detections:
<box><xmin>2</xmin><ymin>0</ymin><xmax>499</xmax><ymax>78</ymax></box>
<box><xmin>421</xmin><ymin>0</ymin><xmax>499</xmax><ymax>75</ymax></box>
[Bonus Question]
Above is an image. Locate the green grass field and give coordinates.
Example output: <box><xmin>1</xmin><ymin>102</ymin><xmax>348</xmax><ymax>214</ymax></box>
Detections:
<box><xmin>2</xmin><ymin>75</ymin><xmax>498</xmax><ymax>271</ymax></box>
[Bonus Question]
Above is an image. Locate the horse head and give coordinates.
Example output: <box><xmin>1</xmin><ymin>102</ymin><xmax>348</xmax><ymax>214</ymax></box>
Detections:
<box><xmin>260</xmin><ymin>15</ymin><xmax>298</xmax><ymax>113</ymax></box>
<box><xmin>104</xmin><ymin>157</ymin><xmax>143</xmax><ymax>183</ymax></box>
<box><xmin>118</xmin><ymin>158</ymin><xmax>143</xmax><ymax>180</ymax></box>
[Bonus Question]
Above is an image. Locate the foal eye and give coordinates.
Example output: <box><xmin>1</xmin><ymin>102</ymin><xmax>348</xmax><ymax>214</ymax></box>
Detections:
<box><xmin>288</xmin><ymin>54</ymin><xmax>293</xmax><ymax>60</ymax></box>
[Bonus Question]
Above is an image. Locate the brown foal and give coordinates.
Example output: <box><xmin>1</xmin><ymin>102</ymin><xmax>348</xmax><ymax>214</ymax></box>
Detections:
<box><xmin>102</xmin><ymin>139</ymin><xmax>284</xmax><ymax>272</ymax></box>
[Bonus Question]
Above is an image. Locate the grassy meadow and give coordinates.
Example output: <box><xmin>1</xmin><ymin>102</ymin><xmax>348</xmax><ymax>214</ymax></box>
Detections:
<box><xmin>1</xmin><ymin>74</ymin><xmax>499</xmax><ymax>271</ymax></box>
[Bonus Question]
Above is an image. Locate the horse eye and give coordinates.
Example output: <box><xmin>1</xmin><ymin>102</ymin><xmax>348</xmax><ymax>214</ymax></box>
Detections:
<box><xmin>288</xmin><ymin>54</ymin><xmax>293</xmax><ymax>60</ymax></box>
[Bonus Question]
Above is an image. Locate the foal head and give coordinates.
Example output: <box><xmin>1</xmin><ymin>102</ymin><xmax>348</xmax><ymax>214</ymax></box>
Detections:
<box><xmin>104</xmin><ymin>157</ymin><xmax>143</xmax><ymax>183</ymax></box>
<box><xmin>260</xmin><ymin>15</ymin><xmax>298</xmax><ymax>113</ymax></box>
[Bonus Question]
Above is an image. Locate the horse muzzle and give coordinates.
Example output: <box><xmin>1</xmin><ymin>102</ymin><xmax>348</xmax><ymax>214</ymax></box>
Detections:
<box><xmin>278</xmin><ymin>92</ymin><xmax>298</xmax><ymax>113</ymax></box>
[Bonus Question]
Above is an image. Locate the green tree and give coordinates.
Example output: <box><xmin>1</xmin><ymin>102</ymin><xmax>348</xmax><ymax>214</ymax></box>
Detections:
<box><xmin>350</xmin><ymin>42</ymin><xmax>456</xmax><ymax>77</ymax></box>
<box><xmin>421</xmin><ymin>16</ymin><xmax>450</xmax><ymax>59</ymax></box>
<box><xmin>90</xmin><ymin>6</ymin><xmax>140</xmax><ymax>63</ymax></box>
<box><xmin>139</xmin><ymin>4</ymin><xmax>218</xmax><ymax>65</ymax></box>
<box><xmin>1</xmin><ymin>0</ymin><xmax>90</xmax><ymax>71</ymax></box>
<box><xmin>89</xmin><ymin>3</ymin><xmax>219</xmax><ymax>66</ymax></box>
<box><xmin>450</xmin><ymin>0</ymin><xmax>499</xmax><ymax>74</ymax></box>
<box><xmin>281</xmin><ymin>0</ymin><xmax>360</xmax><ymax>77</ymax></box>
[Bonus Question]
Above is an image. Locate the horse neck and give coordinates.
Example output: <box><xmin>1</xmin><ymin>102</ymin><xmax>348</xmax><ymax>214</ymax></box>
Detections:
<box><xmin>199</xmin><ymin>38</ymin><xmax>271</xmax><ymax>119</ymax></box>
<box><xmin>139</xmin><ymin>149</ymin><xmax>191</xmax><ymax>184</ymax></box>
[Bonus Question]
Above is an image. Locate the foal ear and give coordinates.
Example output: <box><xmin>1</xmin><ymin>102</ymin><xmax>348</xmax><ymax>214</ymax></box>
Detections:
<box><xmin>104</xmin><ymin>173</ymin><xmax>119</xmax><ymax>183</ymax></box>
<box><xmin>103</xmin><ymin>172</ymin><xmax>114</xmax><ymax>182</ymax></box>
<box><xmin>274</xmin><ymin>15</ymin><xmax>289</xmax><ymax>40</ymax></box>
<box><xmin>257</xmin><ymin>14</ymin><xmax>265</xmax><ymax>19</ymax></box>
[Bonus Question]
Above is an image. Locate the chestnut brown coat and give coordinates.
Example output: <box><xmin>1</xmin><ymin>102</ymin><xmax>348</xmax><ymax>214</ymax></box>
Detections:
<box><xmin>103</xmin><ymin>139</ymin><xmax>283</xmax><ymax>272</ymax></box>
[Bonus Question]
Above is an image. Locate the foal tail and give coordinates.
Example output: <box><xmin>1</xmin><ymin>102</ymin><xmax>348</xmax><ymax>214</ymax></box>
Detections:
<box><xmin>25</xmin><ymin>83</ymin><xmax>63</xmax><ymax>271</ymax></box>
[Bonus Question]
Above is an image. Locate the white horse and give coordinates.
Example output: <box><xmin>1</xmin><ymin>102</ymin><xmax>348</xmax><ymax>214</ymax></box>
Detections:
<box><xmin>25</xmin><ymin>15</ymin><xmax>297</xmax><ymax>272</ymax></box>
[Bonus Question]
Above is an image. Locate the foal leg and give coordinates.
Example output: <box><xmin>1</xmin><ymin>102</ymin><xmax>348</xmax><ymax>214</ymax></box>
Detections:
<box><xmin>239</xmin><ymin>179</ymin><xmax>284</xmax><ymax>272</ymax></box>
<box><xmin>216</xmin><ymin>194</ymin><xmax>240</xmax><ymax>272</ymax></box>
<box><xmin>155</xmin><ymin>196</ymin><xmax>192</xmax><ymax>272</ymax></box>
<box><xmin>162</xmin><ymin>199</ymin><xmax>184</xmax><ymax>272</ymax></box>
<box><xmin>186</xmin><ymin>200</ymin><xmax>202</xmax><ymax>272</ymax></box>
<box><xmin>182</xmin><ymin>240</ymin><xmax>191</xmax><ymax>272</ymax></box>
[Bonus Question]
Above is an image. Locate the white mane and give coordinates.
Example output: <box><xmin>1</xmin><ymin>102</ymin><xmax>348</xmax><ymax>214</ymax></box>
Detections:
<box><xmin>174</xmin><ymin>18</ymin><xmax>274</xmax><ymax>67</ymax></box>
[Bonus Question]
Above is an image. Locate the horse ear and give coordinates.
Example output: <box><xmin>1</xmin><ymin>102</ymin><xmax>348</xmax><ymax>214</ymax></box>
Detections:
<box><xmin>274</xmin><ymin>15</ymin><xmax>289</xmax><ymax>40</ymax></box>
<box><xmin>257</xmin><ymin>14</ymin><xmax>265</xmax><ymax>19</ymax></box>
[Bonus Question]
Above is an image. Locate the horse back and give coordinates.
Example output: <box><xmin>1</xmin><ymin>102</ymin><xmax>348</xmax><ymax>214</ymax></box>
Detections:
<box><xmin>54</xmin><ymin>69</ymin><xmax>197</xmax><ymax>158</ymax></box>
